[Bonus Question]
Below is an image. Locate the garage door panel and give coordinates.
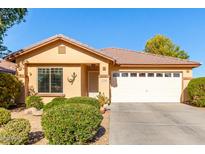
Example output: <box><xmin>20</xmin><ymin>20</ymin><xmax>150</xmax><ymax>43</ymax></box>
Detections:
<box><xmin>111</xmin><ymin>72</ymin><xmax>182</xmax><ymax>103</ymax></box>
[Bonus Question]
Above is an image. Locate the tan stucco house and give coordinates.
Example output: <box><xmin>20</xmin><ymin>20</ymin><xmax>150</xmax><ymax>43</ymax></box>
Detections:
<box><xmin>4</xmin><ymin>34</ymin><xmax>200</xmax><ymax>104</ymax></box>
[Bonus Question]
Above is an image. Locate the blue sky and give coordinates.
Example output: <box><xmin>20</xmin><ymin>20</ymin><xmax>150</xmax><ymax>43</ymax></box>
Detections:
<box><xmin>3</xmin><ymin>8</ymin><xmax>205</xmax><ymax>77</ymax></box>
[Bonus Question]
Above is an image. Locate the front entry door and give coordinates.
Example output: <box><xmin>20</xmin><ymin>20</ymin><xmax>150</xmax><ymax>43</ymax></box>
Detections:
<box><xmin>88</xmin><ymin>71</ymin><xmax>99</xmax><ymax>97</ymax></box>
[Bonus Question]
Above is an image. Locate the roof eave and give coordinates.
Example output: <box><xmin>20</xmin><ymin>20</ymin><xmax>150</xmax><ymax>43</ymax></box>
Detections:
<box><xmin>0</xmin><ymin>67</ymin><xmax>16</xmax><ymax>73</ymax></box>
<box><xmin>4</xmin><ymin>35</ymin><xmax>115</xmax><ymax>63</ymax></box>
<box><xmin>119</xmin><ymin>63</ymin><xmax>201</xmax><ymax>68</ymax></box>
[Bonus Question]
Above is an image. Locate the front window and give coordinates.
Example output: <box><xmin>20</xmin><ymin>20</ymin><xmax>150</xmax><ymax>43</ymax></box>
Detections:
<box><xmin>173</xmin><ymin>73</ymin><xmax>180</xmax><ymax>77</ymax></box>
<box><xmin>156</xmin><ymin>73</ymin><xmax>163</xmax><ymax>77</ymax></box>
<box><xmin>38</xmin><ymin>68</ymin><xmax>63</xmax><ymax>93</ymax></box>
<box><xmin>121</xmin><ymin>73</ymin><xmax>128</xmax><ymax>77</ymax></box>
<box><xmin>113</xmin><ymin>73</ymin><xmax>120</xmax><ymax>77</ymax></box>
<box><xmin>165</xmin><ymin>73</ymin><xmax>172</xmax><ymax>77</ymax></box>
<box><xmin>139</xmin><ymin>73</ymin><xmax>146</xmax><ymax>77</ymax></box>
<box><xmin>147</xmin><ymin>73</ymin><xmax>154</xmax><ymax>77</ymax></box>
<box><xmin>130</xmin><ymin>73</ymin><xmax>137</xmax><ymax>77</ymax></box>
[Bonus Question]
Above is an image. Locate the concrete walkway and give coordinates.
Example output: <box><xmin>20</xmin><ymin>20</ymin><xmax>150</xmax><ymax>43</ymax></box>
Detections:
<box><xmin>109</xmin><ymin>103</ymin><xmax>205</xmax><ymax>145</ymax></box>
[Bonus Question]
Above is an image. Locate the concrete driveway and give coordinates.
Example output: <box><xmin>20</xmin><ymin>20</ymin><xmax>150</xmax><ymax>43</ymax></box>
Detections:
<box><xmin>109</xmin><ymin>103</ymin><xmax>205</xmax><ymax>144</ymax></box>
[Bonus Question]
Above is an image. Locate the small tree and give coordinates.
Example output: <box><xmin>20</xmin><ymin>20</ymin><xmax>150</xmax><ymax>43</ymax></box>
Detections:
<box><xmin>145</xmin><ymin>34</ymin><xmax>189</xmax><ymax>59</ymax></box>
<box><xmin>0</xmin><ymin>8</ymin><xmax>28</xmax><ymax>58</ymax></box>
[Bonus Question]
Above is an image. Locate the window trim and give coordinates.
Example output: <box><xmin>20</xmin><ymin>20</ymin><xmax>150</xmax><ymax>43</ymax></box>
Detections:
<box><xmin>37</xmin><ymin>93</ymin><xmax>65</xmax><ymax>97</ymax></box>
<box><xmin>37</xmin><ymin>67</ymin><xmax>64</xmax><ymax>94</ymax></box>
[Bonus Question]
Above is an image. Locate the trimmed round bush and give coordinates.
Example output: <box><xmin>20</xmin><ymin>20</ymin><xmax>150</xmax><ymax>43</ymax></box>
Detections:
<box><xmin>0</xmin><ymin>108</ymin><xmax>11</xmax><ymax>126</ymax></box>
<box><xmin>44</xmin><ymin>97</ymin><xmax>68</xmax><ymax>111</ymax></box>
<box><xmin>0</xmin><ymin>73</ymin><xmax>22</xmax><ymax>108</ymax></box>
<box><xmin>67</xmin><ymin>97</ymin><xmax>100</xmax><ymax>109</ymax></box>
<box><xmin>51</xmin><ymin>97</ymin><xmax>67</xmax><ymax>102</ymax></box>
<box><xmin>26</xmin><ymin>95</ymin><xmax>44</xmax><ymax>110</ymax></box>
<box><xmin>44</xmin><ymin>97</ymin><xmax>100</xmax><ymax>111</ymax></box>
<box><xmin>42</xmin><ymin>103</ymin><xmax>103</xmax><ymax>145</ymax></box>
<box><xmin>187</xmin><ymin>77</ymin><xmax>205</xmax><ymax>107</ymax></box>
<box><xmin>0</xmin><ymin>119</ymin><xmax>31</xmax><ymax>145</ymax></box>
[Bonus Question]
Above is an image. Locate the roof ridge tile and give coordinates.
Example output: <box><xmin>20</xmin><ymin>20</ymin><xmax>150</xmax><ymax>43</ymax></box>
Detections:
<box><xmin>100</xmin><ymin>47</ymin><xmax>199</xmax><ymax>64</ymax></box>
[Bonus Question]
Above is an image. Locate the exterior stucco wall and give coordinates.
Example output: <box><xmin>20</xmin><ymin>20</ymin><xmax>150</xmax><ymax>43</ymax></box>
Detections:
<box><xmin>16</xmin><ymin>41</ymin><xmax>110</xmax><ymax>64</ymax></box>
<box><xmin>99</xmin><ymin>62</ymin><xmax>110</xmax><ymax>98</ymax></box>
<box><xmin>81</xmin><ymin>64</ymin><xmax>88</xmax><ymax>97</ymax></box>
<box><xmin>27</xmin><ymin>64</ymin><xmax>81</xmax><ymax>103</ymax></box>
<box><xmin>110</xmin><ymin>65</ymin><xmax>193</xmax><ymax>103</ymax></box>
<box><xmin>14</xmin><ymin>39</ymin><xmax>195</xmax><ymax>104</ymax></box>
<box><xmin>15</xmin><ymin>40</ymin><xmax>111</xmax><ymax>103</ymax></box>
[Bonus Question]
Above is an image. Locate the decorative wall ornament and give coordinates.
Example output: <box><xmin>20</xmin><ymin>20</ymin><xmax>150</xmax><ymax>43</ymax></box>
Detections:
<box><xmin>28</xmin><ymin>86</ymin><xmax>37</xmax><ymax>96</ymax></box>
<box><xmin>16</xmin><ymin>60</ymin><xmax>29</xmax><ymax>71</ymax></box>
<box><xmin>16</xmin><ymin>60</ymin><xmax>29</xmax><ymax>77</ymax></box>
<box><xmin>67</xmin><ymin>72</ymin><xmax>77</xmax><ymax>85</ymax></box>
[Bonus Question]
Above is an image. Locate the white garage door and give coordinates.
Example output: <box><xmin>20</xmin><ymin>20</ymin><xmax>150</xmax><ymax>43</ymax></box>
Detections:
<box><xmin>111</xmin><ymin>72</ymin><xmax>182</xmax><ymax>103</ymax></box>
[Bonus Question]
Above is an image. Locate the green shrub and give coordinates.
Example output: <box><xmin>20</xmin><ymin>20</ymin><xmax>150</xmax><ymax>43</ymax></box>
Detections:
<box><xmin>0</xmin><ymin>73</ymin><xmax>22</xmax><ymax>108</ymax></box>
<box><xmin>44</xmin><ymin>97</ymin><xmax>100</xmax><ymax>111</ymax></box>
<box><xmin>51</xmin><ymin>97</ymin><xmax>67</xmax><ymax>102</ymax></box>
<box><xmin>26</xmin><ymin>95</ymin><xmax>44</xmax><ymax>110</ymax></box>
<box><xmin>44</xmin><ymin>97</ymin><xmax>68</xmax><ymax>111</ymax></box>
<box><xmin>0</xmin><ymin>108</ymin><xmax>11</xmax><ymax>126</ymax></box>
<box><xmin>67</xmin><ymin>97</ymin><xmax>100</xmax><ymax>109</ymax></box>
<box><xmin>0</xmin><ymin>119</ymin><xmax>31</xmax><ymax>145</ymax></box>
<box><xmin>42</xmin><ymin>103</ymin><xmax>103</xmax><ymax>145</ymax></box>
<box><xmin>187</xmin><ymin>77</ymin><xmax>205</xmax><ymax>107</ymax></box>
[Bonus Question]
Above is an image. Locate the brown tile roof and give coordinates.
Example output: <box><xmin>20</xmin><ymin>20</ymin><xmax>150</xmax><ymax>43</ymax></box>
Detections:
<box><xmin>4</xmin><ymin>34</ymin><xmax>200</xmax><ymax>68</ymax></box>
<box><xmin>4</xmin><ymin>34</ymin><xmax>115</xmax><ymax>62</ymax></box>
<box><xmin>100</xmin><ymin>48</ymin><xmax>200</xmax><ymax>67</ymax></box>
<box><xmin>0</xmin><ymin>60</ymin><xmax>16</xmax><ymax>73</ymax></box>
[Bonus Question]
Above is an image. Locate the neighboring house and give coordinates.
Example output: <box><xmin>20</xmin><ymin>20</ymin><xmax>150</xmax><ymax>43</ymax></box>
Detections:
<box><xmin>0</xmin><ymin>59</ymin><xmax>16</xmax><ymax>74</ymax></box>
<box><xmin>4</xmin><ymin>34</ymin><xmax>201</xmax><ymax>103</ymax></box>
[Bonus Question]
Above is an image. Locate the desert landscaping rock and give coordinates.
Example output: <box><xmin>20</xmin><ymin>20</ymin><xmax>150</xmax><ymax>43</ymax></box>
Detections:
<box><xmin>24</xmin><ymin>108</ymin><xmax>43</xmax><ymax>116</ymax></box>
<box><xmin>32</xmin><ymin>109</ymin><xmax>43</xmax><ymax>116</ymax></box>
<box><xmin>91</xmin><ymin>110</ymin><xmax>110</xmax><ymax>145</ymax></box>
<box><xmin>24</xmin><ymin>107</ymin><xmax>37</xmax><ymax>115</ymax></box>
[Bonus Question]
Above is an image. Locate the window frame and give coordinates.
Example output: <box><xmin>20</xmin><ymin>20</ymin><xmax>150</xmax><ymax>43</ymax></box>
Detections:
<box><xmin>37</xmin><ymin>68</ymin><xmax>50</xmax><ymax>93</ymax></box>
<box><xmin>147</xmin><ymin>73</ymin><xmax>155</xmax><ymax>77</ymax></box>
<box><xmin>173</xmin><ymin>72</ymin><xmax>180</xmax><ymax>77</ymax></box>
<box><xmin>165</xmin><ymin>72</ymin><xmax>172</xmax><ymax>77</ymax></box>
<box><xmin>121</xmin><ymin>72</ymin><xmax>129</xmax><ymax>77</ymax></box>
<box><xmin>139</xmin><ymin>72</ymin><xmax>146</xmax><ymax>77</ymax></box>
<box><xmin>37</xmin><ymin>67</ymin><xmax>63</xmax><ymax>93</ymax></box>
<box><xmin>130</xmin><ymin>72</ymin><xmax>137</xmax><ymax>77</ymax></box>
<box><xmin>156</xmin><ymin>73</ymin><xmax>163</xmax><ymax>77</ymax></box>
<box><xmin>113</xmin><ymin>72</ymin><xmax>120</xmax><ymax>78</ymax></box>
